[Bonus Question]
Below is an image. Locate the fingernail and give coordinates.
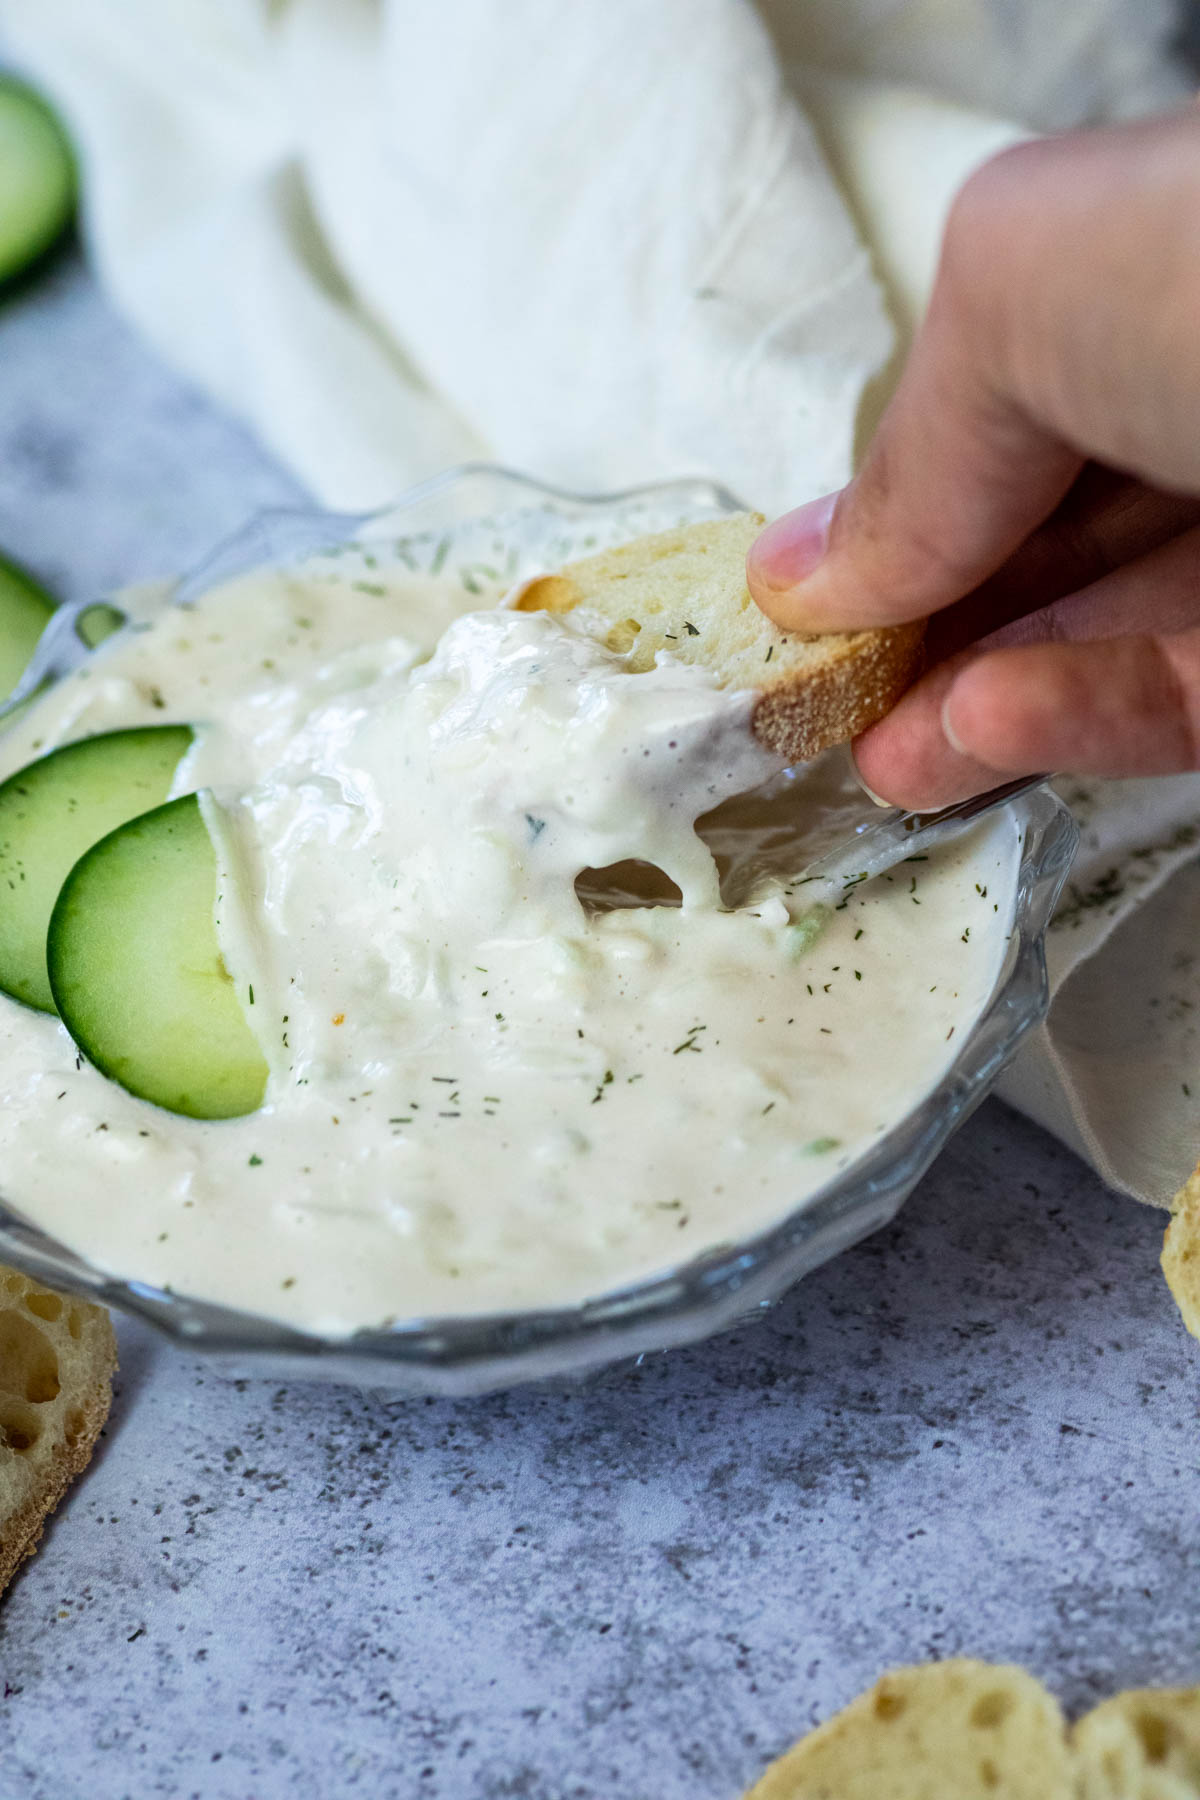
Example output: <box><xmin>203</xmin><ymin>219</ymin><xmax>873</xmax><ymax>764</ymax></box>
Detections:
<box><xmin>848</xmin><ymin>747</ymin><xmax>894</xmax><ymax>808</ymax></box>
<box><xmin>940</xmin><ymin>689</ymin><xmax>970</xmax><ymax>757</ymax></box>
<box><xmin>750</xmin><ymin>491</ymin><xmax>840</xmax><ymax>593</ymax></box>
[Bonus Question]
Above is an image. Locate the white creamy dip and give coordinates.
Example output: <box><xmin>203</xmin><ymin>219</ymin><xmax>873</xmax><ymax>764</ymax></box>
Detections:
<box><xmin>0</xmin><ymin>551</ymin><xmax>1018</xmax><ymax>1331</ymax></box>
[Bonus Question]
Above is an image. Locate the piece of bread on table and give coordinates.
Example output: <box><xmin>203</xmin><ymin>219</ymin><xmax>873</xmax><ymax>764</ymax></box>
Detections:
<box><xmin>1073</xmin><ymin>1686</ymin><xmax>1200</xmax><ymax>1796</ymax></box>
<box><xmin>0</xmin><ymin>1263</ymin><xmax>116</xmax><ymax>1594</ymax></box>
<box><xmin>743</xmin><ymin>1660</ymin><xmax>1074</xmax><ymax>1799</ymax></box>
<box><xmin>513</xmin><ymin>513</ymin><xmax>924</xmax><ymax>763</ymax></box>
<box><xmin>744</xmin><ymin>1660</ymin><xmax>1200</xmax><ymax>1798</ymax></box>
<box><xmin>1162</xmin><ymin>1159</ymin><xmax>1200</xmax><ymax>1340</ymax></box>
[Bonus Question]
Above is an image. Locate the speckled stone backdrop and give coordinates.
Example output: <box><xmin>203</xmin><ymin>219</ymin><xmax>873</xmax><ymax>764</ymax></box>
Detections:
<box><xmin>0</xmin><ymin>256</ymin><xmax>1198</xmax><ymax>1800</ymax></box>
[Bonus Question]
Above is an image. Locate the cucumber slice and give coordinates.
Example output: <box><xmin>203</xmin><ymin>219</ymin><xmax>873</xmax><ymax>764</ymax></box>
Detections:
<box><xmin>48</xmin><ymin>795</ymin><xmax>267</xmax><ymax>1120</ymax></box>
<box><xmin>0</xmin><ymin>565</ymin><xmax>126</xmax><ymax>740</ymax></box>
<box><xmin>0</xmin><ymin>77</ymin><xmax>75</xmax><ymax>286</ymax></box>
<box><xmin>0</xmin><ymin>726</ymin><xmax>193</xmax><ymax>1012</ymax></box>
<box><xmin>0</xmin><ymin>553</ymin><xmax>55</xmax><ymax>699</ymax></box>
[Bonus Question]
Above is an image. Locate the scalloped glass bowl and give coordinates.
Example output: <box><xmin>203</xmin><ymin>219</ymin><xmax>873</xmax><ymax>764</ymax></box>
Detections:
<box><xmin>0</xmin><ymin>467</ymin><xmax>1078</xmax><ymax>1394</ymax></box>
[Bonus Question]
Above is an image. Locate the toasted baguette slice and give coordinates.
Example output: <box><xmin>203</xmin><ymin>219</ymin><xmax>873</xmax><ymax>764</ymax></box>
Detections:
<box><xmin>513</xmin><ymin>513</ymin><xmax>924</xmax><ymax>763</ymax></box>
<box><xmin>1074</xmin><ymin>1686</ymin><xmax>1200</xmax><ymax>1796</ymax></box>
<box><xmin>0</xmin><ymin>1263</ymin><xmax>116</xmax><ymax>1593</ymax></box>
<box><xmin>1162</xmin><ymin>1159</ymin><xmax>1200</xmax><ymax>1340</ymax></box>
<box><xmin>744</xmin><ymin>1660</ymin><xmax>1074</xmax><ymax>1799</ymax></box>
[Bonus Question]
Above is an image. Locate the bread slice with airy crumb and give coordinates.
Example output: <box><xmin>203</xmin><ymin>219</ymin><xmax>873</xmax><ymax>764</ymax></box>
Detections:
<box><xmin>1074</xmin><ymin>1686</ymin><xmax>1200</xmax><ymax>1796</ymax></box>
<box><xmin>743</xmin><ymin>1660</ymin><xmax>1074</xmax><ymax>1799</ymax></box>
<box><xmin>513</xmin><ymin>513</ymin><xmax>924</xmax><ymax>763</ymax></box>
<box><xmin>0</xmin><ymin>1263</ymin><xmax>116</xmax><ymax>1594</ymax></box>
<box><xmin>743</xmin><ymin>1662</ymin><xmax>1200</xmax><ymax>1799</ymax></box>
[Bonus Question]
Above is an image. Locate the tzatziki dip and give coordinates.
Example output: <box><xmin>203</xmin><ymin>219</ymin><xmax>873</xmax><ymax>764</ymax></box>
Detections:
<box><xmin>0</xmin><ymin>547</ymin><xmax>1018</xmax><ymax>1332</ymax></box>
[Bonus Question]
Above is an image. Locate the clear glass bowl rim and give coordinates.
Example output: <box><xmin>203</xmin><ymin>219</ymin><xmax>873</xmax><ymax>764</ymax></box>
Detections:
<box><xmin>0</xmin><ymin>465</ymin><xmax>1079</xmax><ymax>1394</ymax></box>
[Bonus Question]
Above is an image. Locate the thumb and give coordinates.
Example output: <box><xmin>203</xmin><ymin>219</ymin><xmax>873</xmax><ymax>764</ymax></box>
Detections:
<box><xmin>747</xmin><ymin>147</ymin><xmax>1084</xmax><ymax>630</ymax></box>
<box><xmin>747</xmin><ymin>318</ymin><xmax>1081</xmax><ymax>631</ymax></box>
<box><xmin>746</xmin><ymin>116</ymin><xmax>1200</xmax><ymax>633</ymax></box>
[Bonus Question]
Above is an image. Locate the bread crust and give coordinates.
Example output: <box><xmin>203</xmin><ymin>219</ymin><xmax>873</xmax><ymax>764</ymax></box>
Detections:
<box><xmin>0</xmin><ymin>1358</ymin><xmax>113</xmax><ymax>1592</ymax></box>
<box><xmin>750</xmin><ymin>619</ymin><xmax>925</xmax><ymax>762</ymax></box>
<box><xmin>0</xmin><ymin>1270</ymin><xmax>116</xmax><ymax>1595</ymax></box>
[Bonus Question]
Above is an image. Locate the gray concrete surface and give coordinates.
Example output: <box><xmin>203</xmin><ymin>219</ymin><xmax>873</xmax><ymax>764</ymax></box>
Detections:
<box><xmin>0</xmin><ymin>255</ymin><xmax>1197</xmax><ymax>1800</ymax></box>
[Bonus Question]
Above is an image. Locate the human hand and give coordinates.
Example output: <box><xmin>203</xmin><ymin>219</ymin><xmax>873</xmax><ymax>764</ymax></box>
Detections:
<box><xmin>746</xmin><ymin>109</ymin><xmax>1200</xmax><ymax>809</ymax></box>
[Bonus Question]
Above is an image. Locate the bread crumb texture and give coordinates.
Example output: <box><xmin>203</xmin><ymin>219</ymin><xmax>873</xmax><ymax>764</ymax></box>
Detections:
<box><xmin>514</xmin><ymin>514</ymin><xmax>924</xmax><ymax>764</ymax></box>
<box><xmin>0</xmin><ymin>1263</ymin><xmax>116</xmax><ymax>1594</ymax></box>
<box><xmin>1162</xmin><ymin>1160</ymin><xmax>1200</xmax><ymax>1340</ymax></box>
<box><xmin>744</xmin><ymin>1659</ymin><xmax>1200</xmax><ymax>1798</ymax></box>
<box><xmin>1074</xmin><ymin>1687</ymin><xmax>1200</xmax><ymax>1797</ymax></box>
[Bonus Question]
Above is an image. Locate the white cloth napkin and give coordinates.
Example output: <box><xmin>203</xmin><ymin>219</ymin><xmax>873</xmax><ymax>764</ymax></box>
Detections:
<box><xmin>2</xmin><ymin>0</ymin><xmax>1197</xmax><ymax>1205</ymax></box>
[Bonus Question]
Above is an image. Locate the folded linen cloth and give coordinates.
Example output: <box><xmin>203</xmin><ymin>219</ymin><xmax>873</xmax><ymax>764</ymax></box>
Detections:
<box><xmin>1</xmin><ymin>0</ymin><xmax>1196</xmax><ymax>1205</ymax></box>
